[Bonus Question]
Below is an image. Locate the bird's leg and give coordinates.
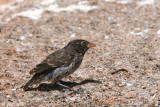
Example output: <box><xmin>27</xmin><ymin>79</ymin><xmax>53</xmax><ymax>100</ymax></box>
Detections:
<box><xmin>57</xmin><ymin>81</ymin><xmax>78</xmax><ymax>93</ymax></box>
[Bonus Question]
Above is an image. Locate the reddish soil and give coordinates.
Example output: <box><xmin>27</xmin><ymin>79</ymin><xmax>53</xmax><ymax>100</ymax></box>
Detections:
<box><xmin>0</xmin><ymin>0</ymin><xmax>160</xmax><ymax>106</ymax></box>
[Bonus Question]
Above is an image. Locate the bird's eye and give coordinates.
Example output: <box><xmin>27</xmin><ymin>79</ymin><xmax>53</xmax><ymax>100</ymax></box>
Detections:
<box><xmin>81</xmin><ymin>41</ymin><xmax>86</xmax><ymax>45</ymax></box>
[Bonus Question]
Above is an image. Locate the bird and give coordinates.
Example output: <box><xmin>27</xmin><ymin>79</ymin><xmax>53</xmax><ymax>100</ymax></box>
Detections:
<box><xmin>23</xmin><ymin>39</ymin><xmax>95</xmax><ymax>92</ymax></box>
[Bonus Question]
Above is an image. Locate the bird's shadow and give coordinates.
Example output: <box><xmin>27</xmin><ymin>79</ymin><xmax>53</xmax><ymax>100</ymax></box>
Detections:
<box><xmin>26</xmin><ymin>79</ymin><xmax>101</xmax><ymax>92</ymax></box>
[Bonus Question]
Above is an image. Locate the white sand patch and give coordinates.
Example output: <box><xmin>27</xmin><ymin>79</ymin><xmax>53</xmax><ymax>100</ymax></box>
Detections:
<box><xmin>40</xmin><ymin>0</ymin><xmax>56</xmax><ymax>5</ymax></box>
<box><xmin>10</xmin><ymin>1</ymin><xmax>97</xmax><ymax>20</ymax></box>
<box><xmin>137</xmin><ymin>0</ymin><xmax>155</xmax><ymax>6</ymax></box>
<box><xmin>78</xmin><ymin>1</ymin><xmax>88</xmax><ymax>5</ymax></box>
<box><xmin>130</xmin><ymin>29</ymin><xmax>149</xmax><ymax>37</ymax></box>
<box><xmin>130</xmin><ymin>31</ymin><xmax>143</xmax><ymax>36</ymax></box>
<box><xmin>104</xmin><ymin>0</ymin><xmax>115</xmax><ymax>2</ymax></box>
<box><xmin>16</xmin><ymin>0</ymin><xmax>24</xmax><ymax>2</ymax></box>
<box><xmin>104</xmin><ymin>0</ymin><xmax>132</xmax><ymax>4</ymax></box>
<box><xmin>117</xmin><ymin>0</ymin><xmax>132</xmax><ymax>4</ymax></box>
<box><xmin>12</xmin><ymin>9</ymin><xmax>44</xmax><ymax>20</ymax></box>
<box><xmin>46</xmin><ymin>3</ymin><xmax>98</xmax><ymax>12</ymax></box>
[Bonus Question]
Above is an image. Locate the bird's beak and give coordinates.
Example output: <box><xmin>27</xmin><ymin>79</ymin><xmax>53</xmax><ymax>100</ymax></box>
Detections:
<box><xmin>88</xmin><ymin>42</ymin><xmax>95</xmax><ymax>48</ymax></box>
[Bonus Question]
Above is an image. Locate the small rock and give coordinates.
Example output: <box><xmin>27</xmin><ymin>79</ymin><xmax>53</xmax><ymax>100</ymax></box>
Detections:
<box><xmin>126</xmin><ymin>83</ymin><xmax>132</xmax><ymax>87</ymax></box>
<box><xmin>119</xmin><ymin>83</ymin><xmax>126</xmax><ymax>87</ymax></box>
<box><xmin>157</xmin><ymin>30</ymin><xmax>160</xmax><ymax>35</ymax></box>
<box><xmin>19</xmin><ymin>35</ymin><xmax>25</xmax><ymax>40</ymax></box>
<box><xmin>65</xmin><ymin>97</ymin><xmax>77</xmax><ymax>102</ymax></box>
<box><xmin>71</xmin><ymin>34</ymin><xmax>76</xmax><ymax>38</ymax></box>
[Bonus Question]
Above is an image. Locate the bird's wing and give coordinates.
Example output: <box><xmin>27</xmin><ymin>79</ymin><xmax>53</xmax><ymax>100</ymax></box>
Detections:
<box><xmin>29</xmin><ymin>60</ymin><xmax>52</xmax><ymax>74</ymax></box>
<box><xmin>29</xmin><ymin>49</ymin><xmax>74</xmax><ymax>74</ymax></box>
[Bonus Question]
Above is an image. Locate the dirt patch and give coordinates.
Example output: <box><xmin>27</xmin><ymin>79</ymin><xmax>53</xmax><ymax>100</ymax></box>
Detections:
<box><xmin>0</xmin><ymin>0</ymin><xmax>160</xmax><ymax>106</ymax></box>
<box><xmin>0</xmin><ymin>0</ymin><xmax>12</xmax><ymax>5</ymax></box>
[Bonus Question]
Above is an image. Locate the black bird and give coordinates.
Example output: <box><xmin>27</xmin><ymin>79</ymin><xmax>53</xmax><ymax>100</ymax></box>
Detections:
<box><xmin>23</xmin><ymin>39</ymin><xmax>95</xmax><ymax>92</ymax></box>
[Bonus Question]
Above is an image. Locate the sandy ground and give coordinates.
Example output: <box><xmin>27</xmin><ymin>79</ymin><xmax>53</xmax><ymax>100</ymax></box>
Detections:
<box><xmin>0</xmin><ymin>0</ymin><xmax>160</xmax><ymax>106</ymax></box>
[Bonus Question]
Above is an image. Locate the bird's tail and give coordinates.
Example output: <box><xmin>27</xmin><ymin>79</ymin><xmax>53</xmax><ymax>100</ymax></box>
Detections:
<box><xmin>23</xmin><ymin>74</ymin><xmax>41</xmax><ymax>91</ymax></box>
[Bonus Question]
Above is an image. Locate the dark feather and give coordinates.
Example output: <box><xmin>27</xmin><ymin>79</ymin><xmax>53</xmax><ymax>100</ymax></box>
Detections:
<box><xmin>29</xmin><ymin>48</ymin><xmax>74</xmax><ymax>74</ymax></box>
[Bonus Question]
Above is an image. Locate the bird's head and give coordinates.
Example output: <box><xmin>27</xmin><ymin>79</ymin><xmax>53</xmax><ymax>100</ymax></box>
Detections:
<box><xmin>67</xmin><ymin>39</ymin><xmax>95</xmax><ymax>54</ymax></box>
